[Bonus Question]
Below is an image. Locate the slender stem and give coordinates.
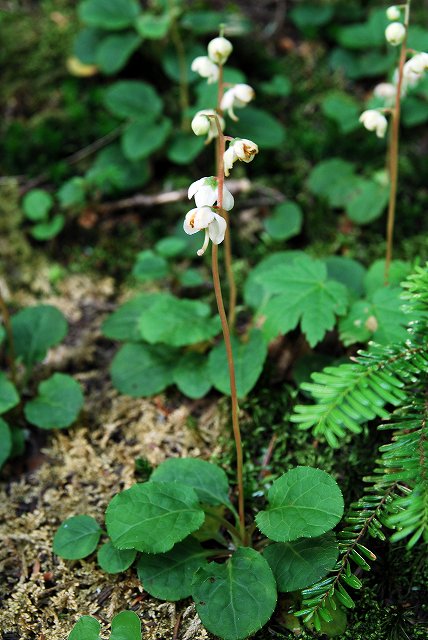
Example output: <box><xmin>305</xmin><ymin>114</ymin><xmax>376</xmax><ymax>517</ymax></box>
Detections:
<box><xmin>204</xmin><ymin>508</ymin><xmax>242</xmax><ymax>542</ymax></box>
<box><xmin>385</xmin><ymin>0</ymin><xmax>411</xmax><ymax>284</ymax></box>
<box><xmin>217</xmin><ymin>64</ymin><xmax>237</xmax><ymax>328</ymax></box>
<box><xmin>0</xmin><ymin>290</ymin><xmax>17</xmax><ymax>385</ymax></box>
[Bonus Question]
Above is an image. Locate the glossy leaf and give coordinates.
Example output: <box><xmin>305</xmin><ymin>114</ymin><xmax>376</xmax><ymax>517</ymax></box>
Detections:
<box><xmin>192</xmin><ymin>547</ymin><xmax>277</xmax><ymax>640</ymax></box>
<box><xmin>97</xmin><ymin>541</ymin><xmax>136</xmax><ymax>574</ymax></box>
<box><xmin>135</xmin><ymin>13</ymin><xmax>170</xmax><ymax>39</ymax></box>
<box><xmin>101</xmin><ymin>294</ymin><xmax>162</xmax><ymax>342</ymax></box>
<box><xmin>105</xmin><ymin>481</ymin><xmax>205</xmax><ymax>553</ymax></box>
<box><xmin>22</xmin><ymin>189</ymin><xmax>53</xmax><ymax>221</ymax></box>
<box><xmin>95</xmin><ymin>32</ymin><xmax>141</xmax><ymax>75</ymax></box>
<box><xmin>122</xmin><ymin>118</ymin><xmax>172</xmax><ymax>161</ymax></box>
<box><xmin>24</xmin><ymin>374</ymin><xmax>84</xmax><ymax>430</ymax></box>
<box><xmin>325</xmin><ymin>256</ymin><xmax>366</xmax><ymax>297</ymax></box>
<box><xmin>103</xmin><ymin>81</ymin><xmax>162</xmax><ymax>120</ymax></box>
<box><xmin>0</xmin><ymin>373</ymin><xmax>19</xmax><ymax>414</ymax></box>
<box><xmin>264</xmin><ymin>201</ymin><xmax>303</xmax><ymax>240</ymax></box>
<box><xmin>53</xmin><ymin>515</ymin><xmax>102</xmax><ymax>560</ymax></box>
<box><xmin>69</xmin><ymin>616</ymin><xmax>101</xmax><ymax>640</ymax></box>
<box><xmin>110</xmin><ymin>343</ymin><xmax>174</xmax><ymax>397</ymax></box>
<box><xmin>137</xmin><ymin>537</ymin><xmax>208</xmax><ymax>600</ymax></box>
<box><xmin>150</xmin><ymin>458</ymin><xmax>231</xmax><ymax>507</ymax></box>
<box><xmin>12</xmin><ymin>305</ymin><xmax>68</xmax><ymax>366</ymax></box>
<box><xmin>110</xmin><ymin>611</ymin><xmax>141</xmax><ymax>640</ymax></box>
<box><xmin>31</xmin><ymin>214</ymin><xmax>65</xmax><ymax>241</ymax></box>
<box><xmin>173</xmin><ymin>351</ymin><xmax>212</xmax><ymax>399</ymax></box>
<box><xmin>256</xmin><ymin>467</ymin><xmax>344</xmax><ymax>541</ymax></box>
<box><xmin>0</xmin><ymin>418</ymin><xmax>12</xmax><ymax>469</ymax></box>
<box><xmin>79</xmin><ymin>0</ymin><xmax>140</xmax><ymax>30</ymax></box>
<box><xmin>345</xmin><ymin>179</ymin><xmax>389</xmax><ymax>224</ymax></box>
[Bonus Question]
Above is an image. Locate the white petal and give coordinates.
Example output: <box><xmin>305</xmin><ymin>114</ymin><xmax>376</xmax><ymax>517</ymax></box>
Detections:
<box><xmin>222</xmin><ymin>185</ymin><xmax>234</xmax><ymax>211</ymax></box>
<box><xmin>183</xmin><ymin>209</ymin><xmax>200</xmax><ymax>235</ymax></box>
<box><xmin>195</xmin><ymin>185</ymin><xmax>217</xmax><ymax>208</ymax></box>
<box><xmin>208</xmin><ymin>213</ymin><xmax>227</xmax><ymax>245</ymax></box>
<box><xmin>194</xmin><ymin>207</ymin><xmax>215</xmax><ymax>229</ymax></box>
<box><xmin>188</xmin><ymin>177</ymin><xmax>207</xmax><ymax>201</ymax></box>
<box><xmin>220</xmin><ymin>88</ymin><xmax>236</xmax><ymax>112</ymax></box>
<box><xmin>223</xmin><ymin>147</ymin><xmax>237</xmax><ymax>177</ymax></box>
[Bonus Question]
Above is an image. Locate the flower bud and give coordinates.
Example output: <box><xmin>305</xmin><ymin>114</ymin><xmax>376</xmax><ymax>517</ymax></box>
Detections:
<box><xmin>207</xmin><ymin>36</ymin><xmax>233</xmax><ymax>65</ymax></box>
<box><xmin>191</xmin><ymin>109</ymin><xmax>225</xmax><ymax>143</ymax></box>
<box><xmin>233</xmin><ymin>139</ymin><xmax>259</xmax><ymax>163</ymax></box>
<box><xmin>373</xmin><ymin>82</ymin><xmax>396</xmax><ymax>105</ymax></box>
<box><xmin>221</xmin><ymin>84</ymin><xmax>255</xmax><ymax>121</ymax></box>
<box><xmin>191</xmin><ymin>113</ymin><xmax>211</xmax><ymax>136</ymax></box>
<box><xmin>404</xmin><ymin>52</ymin><xmax>428</xmax><ymax>76</ymax></box>
<box><xmin>385</xmin><ymin>22</ymin><xmax>406</xmax><ymax>46</ymax></box>
<box><xmin>191</xmin><ymin>56</ymin><xmax>219</xmax><ymax>84</ymax></box>
<box><xmin>359</xmin><ymin>110</ymin><xmax>388</xmax><ymax>138</ymax></box>
<box><xmin>386</xmin><ymin>6</ymin><xmax>401</xmax><ymax>21</ymax></box>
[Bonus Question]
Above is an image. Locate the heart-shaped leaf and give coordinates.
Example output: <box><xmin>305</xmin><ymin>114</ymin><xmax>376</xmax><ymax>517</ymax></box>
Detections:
<box><xmin>53</xmin><ymin>515</ymin><xmax>102</xmax><ymax>560</ymax></box>
<box><xmin>192</xmin><ymin>547</ymin><xmax>277</xmax><ymax>640</ymax></box>
<box><xmin>101</xmin><ymin>294</ymin><xmax>162</xmax><ymax>342</ymax></box>
<box><xmin>256</xmin><ymin>467</ymin><xmax>344</xmax><ymax>541</ymax></box>
<box><xmin>137</xmin><ymin>537</ymin><xmax>208</xmax><ymax>600</ymax></box>
<box><xmin>110</xmin><ymin>343</ymin><xmax>174</xmax><ymax>397</ymax></box>
<box><xmin>173</xmin><ymin>351</ymin><xmax>212</xmax><ymax>399</ymax></box>
<box><xmin>110</xmin><ymin>611</ymin><xmax>141</xmax><ymax>640</ymax></box>
<box><xmin>79</xmin><ymin>0</ymin><xmax>140</xmax><ymax>30</ymax></box>
<box><xmin>12</xmin><ymin>305</ymin><xmax>68</xmax><ymax>366</ymax></box>
<box><xmin>68</xmin><ymin>616</ymin><xmax>101</xmax><ymax>640</ymax></box>
<box><xmin>105</xmin><ymin>481</ymin><xmax>205</xmax><ymax>553</ymax></box>
<box><xmin>24</xmin><ymin>373</ymin><xmax>84</xmax><ymax>429</ymax></box>
<box><xmin>103</xmin><ymin>81</ymin><xmax>162</xmax><ymax>120</ymax></box>
<box><xmin>0</xmin><ymin>373</ymin><xmax>19</xmax><ymax>414</ymax></box>
<box><xmin>97</xmin><ymin>541</ymin><xmax>137</xmax><ymax>574</ymax></box>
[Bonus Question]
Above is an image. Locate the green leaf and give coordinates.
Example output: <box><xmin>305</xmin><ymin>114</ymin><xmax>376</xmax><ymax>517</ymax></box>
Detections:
<box><xmin>53</xmin><ymin>515</ymin><xmax>102</xmax><ymax>560</ymax></box>
<box><xmin>139</xmin><ymin>296</ymin><xmax>220</xmax><ymax>347</ymax></box>
<box><xmin>105</xmin><ymin>481</ymin><xmax>205</xmax><ymax>553</ymax></box>
<box><xmin>10</xmin><ymin>425</ymin><xmax>25</xmax><ymax>457</ymax></box>
<box><xmin>69</xmin><ymin>616</ymin><xmax>101</xmax><ymax>640</ymax></box>
<box><xmin>87</xmin><ymin>144</ymin><xmax>150</xmax><ymax>192</ymax></box>
<box><xmin>264</xmin><ymin>201</ymin><xmax>303</xmax><ymax>240</ymax></box>
<box><xmin>167</xmin><ymin>132</ymin><xmax>205</xmax><ymax>165</ymax></box>
<box><xmin>155</xmin><ymin>237</ymin><xmax>187</xmax><ymax>258</ymax></box>
<box><xmin>58</xmin><ymin>178</ymin><xmax>86</xmax><ymax>208</ymax></box>
<box><xmin>137</xmin><ymin>537</ymin><xmax>208</xmax><ymax>600</ymax></box>
<box><xmin>132</xmin><ymin>250</ymin><xmax>169</xmax><ymax>281</ymax></box>
<box><xmin>122</xmin><ymin>117</ymin><xmax>172</xmax><ymax>160</ymax></box>
<box><xmin>31</xmin><ymin>214</ymin><xmax>65</xmax><ymax>240</ymax></box>
<box><xmin>0</xmin><ymin>373</ymin><xmax>19</xmax><ymax>414</ymax></box>
<box><xmin>162</xmin><ymin>43</ymin><xmax>205</xmax><ymax>84</ymax></box>
<box><xmin>345</xmin><ymin>180</ymin><xmax>389</xmax><ymax>224</ymax></box>
<box><xmin>256</xmin><ymin>467</ymin><xmax>344</xmax><ymax>541</ymax></box>
<box><xmin>135</xmin><ymin>13</ymin><xmax>170</xmax><ymax>39</ymax></box>
<box><xmin>244</xmin><ymin>251</ymin><xmax>306</xmax><ymax>309</ymax></box>
<box><xmin>97</xmin><ymin>542</ymin><xmax>136</xmax><ymax>574</ymax></box>
<box><xmin>192</xmin><ymin>547</ymin><xmax>277</xmax><ymax>640</ymax></box>
<box><xmin>151</xmin><ymin>458</ymin><xmax>231</xmax><ymax>507</ymax></box>
<box><xmin>308</xmin><ymin>158</ymin><xmax>355</xmax><ymax>199</ymax></box>
<box><xmin>335</xmin><ymin>9</ymin><xmax>388</xmax><ymax>49</ymax></box>
<box><xmin>364</xmin><ymin>259</ymin><xmax>411</xmax><ymax>296</ymax></box>
<box><xmin>24</xmin><ymin>373</ymin><xmax>84</xmax><ymax>430</ymax></box>
<box><xmin>110</xmin><ymin>611</ymin><xmax>141</xmax><ymax>640</ymax></box>
<box><xmin>78</xmin><ymin>0</ymin><xmax>140</xmax><ymax>30</ymax></box>
<box><xmin>22</xmin><ymin>189</ymin><xmax>53</xmax><ymax>221</ymax></box>
<box><xmin>402</xmin><ymin>96</ymin><xmax>428</xmax><ymax>127</ymax></box>
<box><xmin>103</xmin><ymin>81</ymin><xmax>163</xmax><ymax>120</ymax></box>
<box><xmin>229</xmin><ymin>106</ymin><xmax>286</xmax><ymax>150</ymax></box>
<box><xmin>73</xmin><ymin>27</ymin><xmax>104</xmax><ymax>64</ymax></box>
<box><xmin>263</xmin><ymin>532</ymin><xmax>339</xmax><ymax>592</ymax></box>
<box><xmin>325</xmin><ymin>256</ymin><xmax>366</xmax><ymax>297</ymax></box>
<box><xmin>111</xmin><ymin>343</ymin><xmax>174</xmax><ymax>397</ymax></box>
<box><xmin>258</xmin><ymin>256</ymin><xmax>349</xmax><ymax>346</ymax></box>
<box><xmin>290</xmin><ymin>5</ymin><xmax>333</xmax><ymax>30</ymax></box>
<box><xmin>95</xmin><ymin>32</ymin><xmax>141</xmax><ymax>75</ymax></box>
<box><xmin>339</xmin><ymin>287</ymin><xmax>409</xmax><ymax>346</ymax></box>
<box><xmin>102</xmin><ymin>294</ymin><xmax>162</xmax><ymax>342</ymax></box>
<box><xmin>208</xmin><ymin>329</ymin><xmax>267</xmax><ymax>398</ymax></box>
<box><xmin>12</xmin><ymin>305</ymin><xmax>68</xmax><ymax>366</ymax></box>
<box><xmin>321</xmin><ymin>91</ymin><xmax>360</xmax><ymax>133</ymax></box>
<box><xmin>0</xmin><ymin>418</ymin><xmax>12</xmax><ymax>469</ymax></box>
<box><xmin>173</xmin><ymin>351</ymin><xmax>212</xmax><ymax>399</ymax></box>
<box><xmin>181</xmin><ymin>10</ymin><xmax>252</xmax><ymax>35</ymax></box>
<box><xmin>259</xmin><ymin>75</ymin><xmax>291</xmax><ymax>97</ymax></box>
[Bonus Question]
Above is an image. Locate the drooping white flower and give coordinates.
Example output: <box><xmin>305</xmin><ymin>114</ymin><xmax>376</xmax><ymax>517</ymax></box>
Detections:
<box><xmin>386</xmin><ymin>6</ymin><xmax>401</xmax><ymax>21</ymax></box>
<box><xmin>359</xmin><ymin>110</ymin><xmax>388</xmax><ymax>138</ymax></box>
<box><xmin>191</xmin><ymin>56</ymin><xmax>219</xmax><ymax>84</ymax></box>
<box><xmin>385</xmin><ymin>22</ymin><xmax>406</xmax><ymax>46</ymax></box>
<box><xmin>221</xmin><ymin>84</ymin><xmax>255</xmax><ymax>121</ymax></box>
<box><xmin>191</xmin><ymin>109</ymin><xmax>225</xmax><ymax>143</ymax></box>
<box><xmin>188</xmin><ymin>176</ymin><xmax>234</xmax><ymax>211</ymax></box>
<box><xmin>373</xmin><ymin>82</ymin><xmax>396</xmax><ymax>105</ymax></box>
<box><xmin>208</xmin><ymin>36</ymin><xmax>233</xmax><ymax>65</ymax></box>
<box><xmin>183</xmin><ymin>207</ymin><xmax>227</xmax><ymax>255</ymax></box>
<box><xmin>223</xmin><ymin>138</ymin><xmax>259</xmax><ymax>176</ymax></box>
<box><xmin>404</xmin><ymin>52</ymin><xmax>428</xmax><ymax>78</ymax></box>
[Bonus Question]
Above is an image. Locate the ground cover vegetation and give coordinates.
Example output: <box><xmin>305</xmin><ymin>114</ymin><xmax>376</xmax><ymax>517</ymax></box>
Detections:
<box><xmin>0</xmin><ymin>0</ymin><xmax>427</xmax><ymax>639</ymax></box>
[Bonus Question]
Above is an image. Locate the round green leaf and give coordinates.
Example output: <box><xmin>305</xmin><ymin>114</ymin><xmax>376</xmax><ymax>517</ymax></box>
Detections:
<box><xmin>192</xmin><ymin>547</ymin><xmax>277</xmax><ymax>640</ymax></box>
<box><xmin>110</xmin><ymin>611</ymin><xmax>141</xmax><ymax>640</ymax></box>
<box><xmin>208</xmin><ymin>329</ymin><xmax>267</xmax><ymax>398</ymax></box>
<box><xmin>155</xmin><ymin>237</ymin><xmax>187</xmax><ymax>258</ymax></box>
<box><xmin>58</xmin><ymin>178</ymin><xmax>86</xmax><ymax>208</ymax></box>
<box><xmin>103</xmin><ymin>81</ymin><xmax>162</xmax><ymax>120</ymax></box>
<box><xmin>12</xmin><ymin>305</ymin><xmax>68</xmax><ymax>366</ymax></box>
<box><xmin>105</xmin><ymin>481</ymin><xmax>205</xmax><ymax>553</ymax></box>
<box><xmin>87</xmin><ymin>144</ymin><xmax>150</xmax><ymax>192</ymax></box>
<box><xmin>24</xmin><ymin>373</ymin><xmax>84</xmax><ymax>430</ymax></box>
<box><xmin>95</xmin><ymin>32</ymin><xmax>141</xmax><ymax>75</ymax></box>
<box><xmin>0</xmin><ymin>418</ymin><xmax>12</xmax><ymax>469</ymax></box>
<box><xmin>345</xmin><ymin>180</ymin><xmax>389</xmax><ymax>224</ymax></box>
<box><xmin>167</xmin><ymin>132</ymin><xmax>205</xmax><ymax>165</ymax></box>
<box><xmin>110</xmin><ymin>343</ymin><xmax>174</xmax><ymax>397</ymax></box>
<box><xmin>132</xmin><ymin>250</ymin><xmax>169</xmax><ymax>281</ymax></box>
<box><xmin>325</xmin><ymin>256</ymin><xmax>366</xmax><ymax>297</ymax></box>
<box><xmin>78</xmin><ymin>0</ymin><xmax>140</xmax><ymax>30</ymax></box>
<box><xmin>308</xmin><ymin>158</ymin><xmax>355</xmax><ymax>199</ymax></box>
<box><xmin>69</xmin><ymin>616</ymin><xmax>101</xmax><ymax>640</ymax></box>
<box><xmin>162</xmin><ymin>43</ymin><xmax>205</xmax><ymax>84</ymax></box>
<box><xmin>31</xmin><ymin>214</ymin><xmax>65</xmax><ymax>241</ymax></box>
<box><xmin>263</xmin><ymin>532</ymin><xmax>339</xmax><ymax>592</ymax></box>
<box><xmin>173</xmin><ymin>351</ymin><xmax>212</xmax><ymax>399</ymax></box>
<box><xmin>364</xmin><ymin>259</ymin><xmax>411</xmax><ymax>296</ymax></box>
<box><xmin>102</xmin><ymin>293</ymin><xmax>162</xmax><ymax>342</ymax></box>
<box><xmin>151</xmin><ymin>458</ymin><xmax>231</xmax><ymax>507</ymax></box>
<box><xmin>135</xmin><ymin>13</ymin><xmax>170</xmax><ymax>39</ymax></box>
<box><xmin>321</xmin><ymin>91</ymin><xmax>360</xmax><ymax>133</ymax></box>
<box><xmin>264</xmin><ymin>201</ymin><xmax>303</xmax><ymax>240</ymax></box>
<box><xmin>139</xmin><ymin>296</ymin><xmax>220</xmax><ymax>347</ymax></box>
<box><xmin>73</xmin><ymin>27</ymin><xmax>104</xmax><ymax>65</ymax></box>
<box><xmin>97</xmin><ymin>541</ymin><xmax>136</xmax><ymax>574</ymax></box>
<box><xmin>22</xmin><ymin>189</ymin><xmax>53</xmax><ymax>221</ymax></box>
<box><xmin>122</xmin><ymin>118</ymin><xmax>172</xmax><ymax>161</ymax></box>
<box><xmin>256</xmin><ymin>467</ymin><xmax>344</xmax><ymax>541</ymax></box>
<box><xmin>53</xmin><ymin>515</ymin><xmax>102</xmax><ymax>560</ymax></box>
<box><xmin>229</xmin><ymin>106</ymin><xmax>286</xmax><ymax>150</ymax></box>
<box><xmin>259</xmin><ymin>75</ymin><xmax>291</xmax><ymax>97</ymax></box>
<box><xmin>137</xmin><ymin>537</ymin><xmax>208</xmax><ymax>600</ymax></box>
<box><xmin>0</xmin><ymin>373</ymin><xmax>19</xmax><ymax>414</ymax></box>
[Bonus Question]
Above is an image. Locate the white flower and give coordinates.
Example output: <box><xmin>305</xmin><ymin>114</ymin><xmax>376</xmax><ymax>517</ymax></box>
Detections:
<box><xmin>386</xmin><ymin>6</ymin><xmax>401</xmax><ymax>21</ymax></box>
<box><xmin>404</xmin><ymin>52</ymin><xmax>428</xmax><ymax>78</ymax></box>
<box><xmin>183</xmin><ymin>207</ymin><xmax>227</xmax><ymax>255</ymax></box>
<box><xmin>373</xmin><ymin>82</ymin><xmax>396</xmax><ymax>105</ymax></box>
<box><xmin>208</xmin><ymin>37</ymin><xmax>233</xmax><ymax>65</ymax></box>
<box><xmin>188</xmin><ymin>176</ymin><xmax>234</xmax><ymax>211</ymax></box>
<box><xmin>385</xmin><ymin>22</ymin><xmax>406</xmax><ymax>46</ymax></box>
<box><xmin>220</xmin><ymin>83</ymin><xmax>255</xmax><ymax>121</ymax></box>
<box><xmin>191</xmin><ymin>109</ymin><xmax>225</xmax><ymax>143</ymax></box>
<box><xmin>359</xmin><ymin>110</ymin><xmax>388</xmax><ymax>138</ymax></box>
<box><xmin>224</xmin><ymin>138</ymin><xmax>259</xmax><ymax>176</ymax></box>
<box><xmin>191</xmin><ymin>56</ymin><xmax>219</xmax><ymax>84</ymax></box>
